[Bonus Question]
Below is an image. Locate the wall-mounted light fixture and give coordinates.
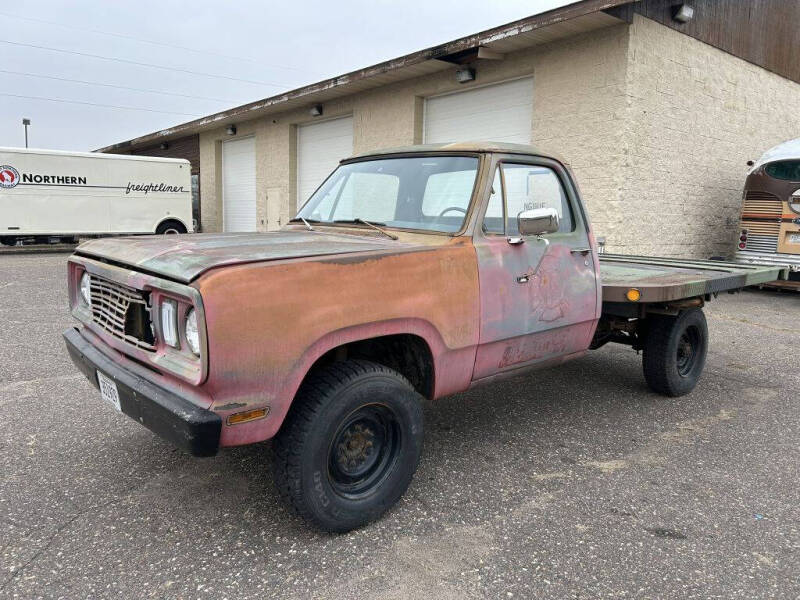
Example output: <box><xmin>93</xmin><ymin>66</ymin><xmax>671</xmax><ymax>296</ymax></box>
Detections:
<box><xmin>226</xmin><ymin>125</ymin><xmax>237</xmax><ymax>136</ymax></box>
<box><xmin>160</xmin><ymin>142</ymin><xmax>169</xmax><ymax>150</ymax></box>
<box><xmin>455</xmin><ymin>67</ymin><xmax>476</xmax><ymax>84</ymax></box>
<box><xmin>310</xmin><ymin>104</ymin><xmax>323</xmax><ymax>117</ymax></box>
<box><xmin>672</xmin><ymin>3</ymin><xmax>694</xmax><ymax>23</ymax></box>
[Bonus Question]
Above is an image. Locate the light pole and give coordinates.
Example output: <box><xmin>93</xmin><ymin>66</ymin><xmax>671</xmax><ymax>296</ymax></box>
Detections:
<box><xmin>22</xmin><ymin>118</ymin><xmax>30</xmax><ymax>148</ymax></box>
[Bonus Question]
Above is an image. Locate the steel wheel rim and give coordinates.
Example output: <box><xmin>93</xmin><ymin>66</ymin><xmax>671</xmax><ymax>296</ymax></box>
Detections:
<box><xmin>328</xmin><ymin>404</ymin><xmax>401</xmax><ymax>499</ymax></box>
<box><xmin>676</xmin><ymin>326</ymin><xmax>701</xmax><ymax>377</ymax></box>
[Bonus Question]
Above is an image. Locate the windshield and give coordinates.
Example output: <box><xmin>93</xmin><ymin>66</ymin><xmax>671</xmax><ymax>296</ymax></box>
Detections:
<box><xmin>296</xmin><ymin>156</ymin><xmax>479</xmax><ymax>233</ymax></box>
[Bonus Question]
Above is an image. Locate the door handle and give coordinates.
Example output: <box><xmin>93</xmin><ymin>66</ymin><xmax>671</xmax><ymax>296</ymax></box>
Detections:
<box><xmin>571</xmin><ymin>247</ymin><xmax>592</xmax><ymax>255</ymax></box>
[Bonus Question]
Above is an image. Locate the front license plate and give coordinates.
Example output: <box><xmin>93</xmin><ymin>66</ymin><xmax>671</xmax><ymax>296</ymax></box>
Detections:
<box><xmin>96</xmin><ymin>371</ymin><xmax>121</xmax><ymax>412</ymax></box>
<box><xmin>789</xmin><ymin>233</ymin><xmax>800</xmax><ymax>244</ymax></box>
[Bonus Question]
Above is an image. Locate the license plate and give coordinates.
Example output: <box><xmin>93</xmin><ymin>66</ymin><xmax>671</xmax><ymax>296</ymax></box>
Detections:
<box><xmin>96</xmin><ymin>371</ymin><xmax>121</xmax><ymax>412</ymax></box>
<box><xmin>789</xmin><ymin>233</ymin><xmax>800</xmax><ymax>244</ymax></box>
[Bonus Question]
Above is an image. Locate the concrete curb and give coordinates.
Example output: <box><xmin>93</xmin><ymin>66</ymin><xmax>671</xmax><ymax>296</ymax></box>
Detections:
<box><xmin>0</xmin><ymin>244</ymin><xmax>78</xmax><ymax>255</ymax></box>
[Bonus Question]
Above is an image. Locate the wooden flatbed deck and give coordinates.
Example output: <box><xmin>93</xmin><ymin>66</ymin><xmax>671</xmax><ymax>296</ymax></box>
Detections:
<box><xmin>599</xmin><ymin>254</ymin><xmax>789</xmax><ymax>303</ymax></box>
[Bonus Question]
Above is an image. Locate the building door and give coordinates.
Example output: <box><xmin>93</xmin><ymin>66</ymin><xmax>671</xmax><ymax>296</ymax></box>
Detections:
<box><xmin>222</xmin><ymin>137</ymin><xmax>256</xmax><ymax>232</ymax></box>
<box><xmin>472</xmin><ymin>157</ymin><xmax>600</xmax><ymax>380</ymax></box>
<box><xmin>296</xmin><ymin>116</ymin><xmax>354</xmax><ymax>210</ymax></box>
<box><xmin>424</xmin><ymin>77</ymin><xmax>533</xmax><ymax>144</ymax></box>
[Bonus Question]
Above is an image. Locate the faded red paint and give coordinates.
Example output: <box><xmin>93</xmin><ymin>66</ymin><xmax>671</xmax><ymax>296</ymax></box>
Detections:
<box><xmin>66</xmin><ymin>144</ymin><xmax>612</xmax><ymax>450</ymax></box>
<box><xmin>195</xmin><ymin>237</ymin><xmax>481</xmax><ymax>446</ymax></box>
<box><xmin>64</xmin><ymin>145</ymin><xmax>790</xmax><ymax>457</ymax></box>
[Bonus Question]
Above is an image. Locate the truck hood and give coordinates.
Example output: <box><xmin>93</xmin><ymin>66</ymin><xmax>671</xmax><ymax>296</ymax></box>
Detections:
<box><xmin>76</xmin><ymin>231</ymin><xmax>407</xmax><ymax>283</ymax></box>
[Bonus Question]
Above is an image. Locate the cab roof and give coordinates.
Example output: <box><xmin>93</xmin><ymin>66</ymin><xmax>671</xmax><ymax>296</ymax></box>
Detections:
<box><xmin>345</xmin><ymin>141</ymin><xmax>568</xmax><ymax>165</ymax></box>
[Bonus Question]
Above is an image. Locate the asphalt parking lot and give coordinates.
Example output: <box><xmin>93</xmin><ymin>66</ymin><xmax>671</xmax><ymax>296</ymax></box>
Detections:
<box><xmin>1</xmin><ymin>251</ymin><xmax>798</xmax><ymax>599</ymax></box>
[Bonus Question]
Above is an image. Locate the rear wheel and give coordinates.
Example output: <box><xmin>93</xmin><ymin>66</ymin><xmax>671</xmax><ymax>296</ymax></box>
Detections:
<box><xmin>155</xmin><ymin>220</ymin><xmax>187</xmax><ymax>235</ymax></box>
<box><xmin>642</xmin><ymin>308</ymin><xmax>708</xmax><ymax>397</ymax></box>
<box><xmin>273</xmin><ymin>360</ymin><xmax>424</xmax><ymax>532</ymax></box>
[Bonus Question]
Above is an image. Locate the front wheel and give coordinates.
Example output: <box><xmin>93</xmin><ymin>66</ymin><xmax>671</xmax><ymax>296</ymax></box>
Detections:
<box><xmin>642</xmin><ymin>308</ymin><xmax>708</xmax><ymax>397</ymax></box>
<box><xmin>273</xmin><ymin>360</ymin><xmax>424</xmax><ymax>532</ymax></box>
<box><xmin>155</xmin><ymin>220</ymin><xmax>187</xmax><ymax>235</ymax></box>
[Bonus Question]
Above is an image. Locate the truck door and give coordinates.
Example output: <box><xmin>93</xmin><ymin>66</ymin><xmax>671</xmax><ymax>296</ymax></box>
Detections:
<box><xmin>472</xmin><ymin>158</ymin><xmax>600</xmax><ymax>380</ymax></box>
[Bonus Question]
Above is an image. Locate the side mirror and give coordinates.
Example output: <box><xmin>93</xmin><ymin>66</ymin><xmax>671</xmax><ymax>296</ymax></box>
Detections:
<box><xmin>518</xmin><ymin>207</ymin><xmax>559</xmax><ymax>236</ymax></box>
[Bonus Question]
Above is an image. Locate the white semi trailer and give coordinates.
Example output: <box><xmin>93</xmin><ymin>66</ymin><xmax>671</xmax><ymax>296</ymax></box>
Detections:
<box><xmin>0</xmin><ymin>147</ymin><xmax>193</xmax><ymax>246</ymax></box>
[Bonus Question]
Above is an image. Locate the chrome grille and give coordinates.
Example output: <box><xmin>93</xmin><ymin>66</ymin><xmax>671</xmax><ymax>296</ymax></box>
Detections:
<box><xmin>89</xmin><ymin>275</ymin><xmax>156</xmax><ymax>351</ymax></box>
<box><xmin>743</xmin><ymin>234</ymin><xmax>779</xmax><ymax>253</ymax></box>
<box><xmin>742</xmin><ymin>191</ymin><xmax>783</xmax><ymax>216</ymax></box>
<box><xmin>740</xmin><ymin>191</ymin><xmax>782</xmax><ymax>253</ymax></box>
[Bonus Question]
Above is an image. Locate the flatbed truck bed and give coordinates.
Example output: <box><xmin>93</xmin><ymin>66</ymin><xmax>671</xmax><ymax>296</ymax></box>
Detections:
<box><xmin>600</xmin><ymin>254</ymin><xmax>789</xmax><ymax>303</ymax></box>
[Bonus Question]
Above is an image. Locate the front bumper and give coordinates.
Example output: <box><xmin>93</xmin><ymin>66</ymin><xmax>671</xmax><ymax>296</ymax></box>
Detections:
<box><xmin>63</xmin><ymin>327</ymin><xmax>221</xmax><ymax>457</ymax></box>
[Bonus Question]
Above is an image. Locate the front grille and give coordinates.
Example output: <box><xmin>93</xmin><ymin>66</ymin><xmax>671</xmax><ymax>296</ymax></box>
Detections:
<box><xmin>740</xmin><ymin>191</ymin><xmax>782</xmax><ymax>253</ymax></box>
<box><xmin>742</xmin><ymin>191</ymin><xmax>783</xmax><ymax>216</ymax></box>
<box><xmin>89</xmin><ymin>275</ymin><xmax>156</xmax><ymax>351</ymax></box>
<box><xmin>742</xmin><ymin>233</ymin><xmax>779</xmax><ymax>252</ymax></box>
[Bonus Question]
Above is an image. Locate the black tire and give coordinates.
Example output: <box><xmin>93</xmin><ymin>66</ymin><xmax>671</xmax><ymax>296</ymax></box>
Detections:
<box><xmin>155</xmin><ymin>220</ymin><xmax>187</xmax><ymax>235</ymax></box>
<box><xmin>273</xmin><ymin>360</ymin><xmax>424</xmax><ymax>532</ymax></box>
<box><xmin>642</xmin><ymin>308</ymin><xmax>708</xmax><ymax>397</ymax></box>
<box><xmin>1</xmin><ymin>237</ymin><xmax>17</xmax><ymax>247</ymax></box>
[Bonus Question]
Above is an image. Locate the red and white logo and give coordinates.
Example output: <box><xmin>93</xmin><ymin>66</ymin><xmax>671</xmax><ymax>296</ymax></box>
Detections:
<box><xmin>0</xmin><ymin>165</ymin><xmax>20</xmax><ymax>189</ymax></box>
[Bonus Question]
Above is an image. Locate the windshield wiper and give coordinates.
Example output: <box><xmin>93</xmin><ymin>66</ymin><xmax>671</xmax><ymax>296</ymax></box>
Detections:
<box><xmin>333</xmin><ymin>218</ymin><xmax>398</xmax><ymax>240</ymax></box>
<box><xmin>288</xmin><ymin>217</ymin><xmax>319</xmax><ymax>231</ymax></box>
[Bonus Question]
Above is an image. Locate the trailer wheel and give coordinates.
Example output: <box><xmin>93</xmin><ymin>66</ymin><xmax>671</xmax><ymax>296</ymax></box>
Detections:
<box><xmin>642</xmin><ymin>308</ymin><xmax>708</xmax><ymax>397</ymax></box>
<box><xmin>0</xmin><ymin>237</ymin><xmax>17</xmax><ymax>247</ymax></box>
<box><xmin>155</xmin><ymin>220</ymin><xmax>187</xmax><ymax>235</ymax></box>
<box><xmin>273</xmin><ymin>359</ymin><xmax>423</xmax><ymax>533</ymax></box>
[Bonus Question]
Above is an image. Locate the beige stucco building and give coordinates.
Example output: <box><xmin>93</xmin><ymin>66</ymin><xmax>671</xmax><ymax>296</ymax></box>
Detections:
<box><xmin>100</xmin><ymin>0</ymin><xmax>800</xmax><ymax>258</ymax></box>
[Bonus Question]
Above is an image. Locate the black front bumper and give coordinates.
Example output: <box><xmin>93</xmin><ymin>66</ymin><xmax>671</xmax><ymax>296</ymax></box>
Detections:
<box><xmin>63</xmin><ymin>328</ymin><xmax>221</xmax><ymax>457</ymax></box>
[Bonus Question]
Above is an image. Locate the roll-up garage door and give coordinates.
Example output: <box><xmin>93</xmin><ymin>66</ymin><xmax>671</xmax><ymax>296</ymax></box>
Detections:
<box><xmin>424</xmin><ymin>78</ymin><xmax>534</xmax><ymax>145</ymax></box>
<box><xmin>296</xmin><ymin>116</ymin><xmax>354</xmax><ymax>210</ymax></box>
<box><xmin>222</xmin><ymin>136</ymin><xmax>256</xmax><ymax>232</ymax></box>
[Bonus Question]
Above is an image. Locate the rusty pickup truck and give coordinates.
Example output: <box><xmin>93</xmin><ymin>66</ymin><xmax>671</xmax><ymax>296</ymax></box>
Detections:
<box><xmin>63</xmin><ymin>142</ymin><xmax>786</xmax><ymax>531</ymax></box>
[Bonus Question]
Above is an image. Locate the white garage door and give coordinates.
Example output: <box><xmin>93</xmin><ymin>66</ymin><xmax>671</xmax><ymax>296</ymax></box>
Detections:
<box><xmin>297</xmin><ymin>116</ymin><xmax>353</xmax><ymax>210</ymax></box>
<box><xmin>222</xmin><ymin>136</ymin><xmax>256</xmax><ymax>232</ymax></box>
<box><xmin>424</xmin><ymin>78</ymin><xmax>534</xmax><ymax>145</ymax></box>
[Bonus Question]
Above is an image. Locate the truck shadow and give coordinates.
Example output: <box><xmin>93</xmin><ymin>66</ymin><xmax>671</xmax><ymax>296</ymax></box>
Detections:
<box><xmin>128</xmin><ymin>344</ymin><xmax>705</xmax><ymax>537</ymax></box>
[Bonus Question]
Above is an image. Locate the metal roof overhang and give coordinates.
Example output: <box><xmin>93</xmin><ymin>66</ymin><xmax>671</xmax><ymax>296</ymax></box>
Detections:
<box><xmin>97</xmin><ymin>0</ymin><xmax>634</xmax><ymax>153</ymax></box>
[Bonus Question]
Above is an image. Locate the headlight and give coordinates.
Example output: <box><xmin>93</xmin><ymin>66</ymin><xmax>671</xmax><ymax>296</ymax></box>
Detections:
<box><xmin>79</xmin><ymin>272</ymin><xmax>92</xmax><ymax>306</ymax></box>
<box><xmin>160</xmin><ymin>299</ymin><xmax>179</xmax><ymax>347</ymax></box>
<box><xmin>790</xmin><ymin>189</ymin><xmax>800</xmax><ymax>214</ymax></box>
<box><xmin>185</xmin><ymin>308</ymin><xmax>200</xmax><ymax>356</ymax></box>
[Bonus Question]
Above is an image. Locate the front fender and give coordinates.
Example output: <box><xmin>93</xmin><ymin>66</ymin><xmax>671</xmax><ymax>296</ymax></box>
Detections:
<box><xmin>195</xmin><ymin>240</ymin><xmax>480</xmax><ymax>447</ymax></box>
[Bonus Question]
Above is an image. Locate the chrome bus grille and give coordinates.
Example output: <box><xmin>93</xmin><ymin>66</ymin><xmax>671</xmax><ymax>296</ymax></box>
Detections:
<box><xmin>740</xmin><ymin>191</ymin><xmax>782</xmax><ymax>253</ymax></box>
<box><xmin>89</xmin><ymin>275</ymin><xmax>156</xmax><ymax>351</ymax></box>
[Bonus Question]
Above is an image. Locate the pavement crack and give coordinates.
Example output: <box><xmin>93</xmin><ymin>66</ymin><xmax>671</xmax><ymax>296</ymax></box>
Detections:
<box><xmin>707</xmin><ymin>313</ymin><xmax>800</xmax><ymax>334</ymax></box>
<box><xmin>0</xmin><ymin>373</ymin><xmax>82</xmax><ymax>394</ymax></box>
<box><xmin>0</xmin><ymin>487</ymin><xmax>137</xmax><ymax>592</ymax></box>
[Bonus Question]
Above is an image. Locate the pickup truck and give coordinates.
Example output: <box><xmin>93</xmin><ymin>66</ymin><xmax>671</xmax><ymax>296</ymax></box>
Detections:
<box><xmin>63</xmin><ymin>142</ymin><xmax>786</xmax><ymax>532</ymax></box>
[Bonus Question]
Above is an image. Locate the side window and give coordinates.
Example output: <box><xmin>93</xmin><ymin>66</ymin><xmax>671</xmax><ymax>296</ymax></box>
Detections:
<box><xmin>482</xmin><ymin>167</ymin><xmax>505</xmax><ymax>234</ymax></box>
<box><xmin>501</xmin><ymin>163</ymin><xmax>574</xmax><ymax>236</ymax></box>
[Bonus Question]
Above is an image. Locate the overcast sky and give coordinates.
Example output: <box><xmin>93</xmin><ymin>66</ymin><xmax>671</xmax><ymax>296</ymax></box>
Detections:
<box><xmin>0</xmin><ymin>0</ymin><xmax>574</xmax><ymax>152</ymax></box>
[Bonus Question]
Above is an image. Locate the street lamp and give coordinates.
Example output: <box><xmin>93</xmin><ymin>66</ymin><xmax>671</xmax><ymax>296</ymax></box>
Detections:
<box><xmin>22</xmin><ymin>118</ymin><xmax>31</xmax><ymax>148</ymax></box>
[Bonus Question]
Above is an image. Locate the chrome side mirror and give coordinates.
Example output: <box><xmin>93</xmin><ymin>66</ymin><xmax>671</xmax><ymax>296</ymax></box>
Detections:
<box><xmin>518</xmin><ymin>207</ymin><xmax>559</xmax><ymax>236</ymax></box>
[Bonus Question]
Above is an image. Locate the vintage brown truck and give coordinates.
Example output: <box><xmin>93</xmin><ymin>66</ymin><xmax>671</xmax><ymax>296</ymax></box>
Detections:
<box><xmin>63</xmin><ymin>142</ymin><xmax>786</xmax><ymax>532</ymax></box>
